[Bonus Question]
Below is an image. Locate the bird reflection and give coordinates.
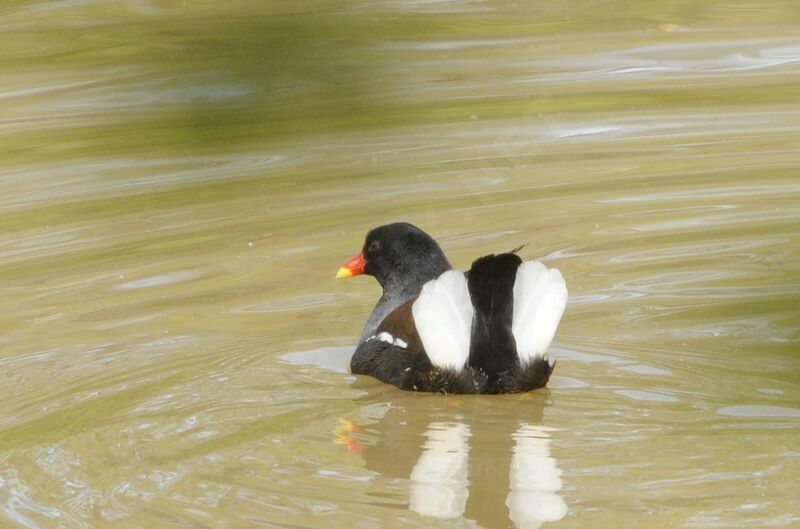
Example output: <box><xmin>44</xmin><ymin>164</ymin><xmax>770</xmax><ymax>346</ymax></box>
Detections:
<box><xmin>340</xmin><ymin>388</ymin><xmax>567</xmax><ymax>529</ymax></box>
<box><xmin>409</xmin><ymin>422</ymin><xmax>471</xmax><ymax>518</ymax></box>
<box><xmin>505</xmin><ymin>424</ymin><xmax>567</xmax><ymax>529</ymax></box>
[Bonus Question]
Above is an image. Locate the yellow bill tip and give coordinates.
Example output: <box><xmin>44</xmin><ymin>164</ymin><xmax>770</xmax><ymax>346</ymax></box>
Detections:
<box><xmin>336</xmin><ymin>267</ymin><xmax>353</xmax><ymax>279</ymax></box>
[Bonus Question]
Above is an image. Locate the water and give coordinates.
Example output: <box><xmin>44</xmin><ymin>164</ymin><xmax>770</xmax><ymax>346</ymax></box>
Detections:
<box><xmin>1</xmin><ymin>1</ymin><xmax>799</xmax><ymax>528</ymax></box>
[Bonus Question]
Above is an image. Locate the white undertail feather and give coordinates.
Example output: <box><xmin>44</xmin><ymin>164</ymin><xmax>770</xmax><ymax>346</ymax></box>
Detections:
<box><xmin>512</xmin><ymin>261</ymin><xmax>568</xmax><ymax>362</ymax></box>
<box><xmin>412</xmin><ymin>270</ymin><xmax>473</xmax><ymax>370</ymax></box>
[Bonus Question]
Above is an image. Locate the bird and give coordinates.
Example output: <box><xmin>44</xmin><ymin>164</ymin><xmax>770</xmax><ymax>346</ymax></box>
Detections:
<box><xmin>336</xmin><ymin>222</ymin><xmax>567</xmax><ymax>394</ymax></box>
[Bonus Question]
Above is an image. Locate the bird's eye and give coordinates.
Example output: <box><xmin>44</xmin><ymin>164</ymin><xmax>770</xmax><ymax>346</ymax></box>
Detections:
<box><xmin>368</xmin><ymin>240</ymin><xmax>381</xmax><ymax>254</ymax></box>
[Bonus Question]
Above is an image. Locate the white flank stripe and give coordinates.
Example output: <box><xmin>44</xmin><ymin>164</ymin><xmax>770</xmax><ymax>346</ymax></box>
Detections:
<box><xmin>412</xmin><ymin>270</ymin><xmax>473</xmax><ymax>370</ymax></box>
<box><xmin>376</xmin><ymin>332</ymin><xmax>394</xmax><ymax>344</ymax></box>
<box><xmin>366</xmin><ymin>332</ymin><xmax>408</xmax><ymax>349</ymax></box>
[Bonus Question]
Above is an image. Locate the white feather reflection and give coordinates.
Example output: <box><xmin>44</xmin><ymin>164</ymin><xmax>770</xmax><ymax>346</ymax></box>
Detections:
<box><xmin>408</xmin><ymin>421</ymin><xmax>566</xmax><ymax>527</ymax></box>
<box><xmin>506</xmin><ymin>424</ymin><xmax>568</xmax><ymax>529</ymax></box>
<box><xmin>409</xmin><ymin>422</ymin><xmax>471</xmax><ymax>519</ymax></box>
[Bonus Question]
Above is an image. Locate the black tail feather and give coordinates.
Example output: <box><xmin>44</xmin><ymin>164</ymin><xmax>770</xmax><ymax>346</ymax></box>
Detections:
<box><xmin>466</xmin><ymin>253</ymin><xmax>522</xmax><ymax>390</ymax></box>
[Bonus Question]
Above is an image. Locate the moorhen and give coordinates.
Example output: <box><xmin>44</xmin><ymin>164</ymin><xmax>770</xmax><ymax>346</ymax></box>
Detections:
<box><xmin>336</xmin><ymin>223</ymin><xmax>567</xmax><ymax>394</ymax></box>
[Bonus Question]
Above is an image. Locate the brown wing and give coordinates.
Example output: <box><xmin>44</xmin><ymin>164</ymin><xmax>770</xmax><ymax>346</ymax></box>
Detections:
<box><xmin>376</xmin><ymin>299</ymin><xmax>425</xmax><ymax>361</ymax></box>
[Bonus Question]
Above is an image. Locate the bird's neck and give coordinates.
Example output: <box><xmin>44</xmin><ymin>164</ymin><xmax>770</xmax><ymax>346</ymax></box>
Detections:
<box><xmin>359</xmin><ymin>261</ymin><xmax>451</xmax><ymax>343</ymax></box>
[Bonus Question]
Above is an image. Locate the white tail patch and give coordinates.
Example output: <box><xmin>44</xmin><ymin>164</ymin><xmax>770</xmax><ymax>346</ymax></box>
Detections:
<box><xmin>512</xmin><ymin>261</ymin><xmax>568</xmax><ymax>362</ymax></box>
<box><xmin>412</xmin><ymin>270</ymin><xmax>473</xmax><ymax>370</ymax></box>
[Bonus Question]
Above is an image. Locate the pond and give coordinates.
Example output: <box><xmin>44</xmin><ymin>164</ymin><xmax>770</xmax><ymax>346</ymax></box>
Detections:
<box><xmin>1</xmin><ymin>1</ymin><xmax>798</xmax><ymax>528</ymax></box>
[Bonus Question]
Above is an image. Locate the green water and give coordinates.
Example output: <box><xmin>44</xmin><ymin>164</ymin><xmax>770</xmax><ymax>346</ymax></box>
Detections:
<box><xmin>1</xmin><ymin>1</ymin><xmax>799</xmax><ymax>528</ymax></box>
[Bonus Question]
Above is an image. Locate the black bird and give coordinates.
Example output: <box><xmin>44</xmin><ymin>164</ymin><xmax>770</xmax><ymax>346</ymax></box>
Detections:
<box><xmin>336</xmin><ymin>223</ymin><xmax>567</xmax><ymax>394</ymax></box>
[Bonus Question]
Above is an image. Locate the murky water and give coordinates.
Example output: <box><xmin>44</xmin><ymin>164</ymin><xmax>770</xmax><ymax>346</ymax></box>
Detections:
<box><xmin>2</xmin><ymin>1</ymin><xmax>799</xmax><ymax>528</ymax></box>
